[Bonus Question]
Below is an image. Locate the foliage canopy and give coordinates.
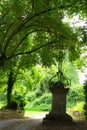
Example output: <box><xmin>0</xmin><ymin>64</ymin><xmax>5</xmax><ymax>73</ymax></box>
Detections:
<box><xmin>0</xmin><ymin>0</ymin><xmax>87</xmax><ymax>68</ymax></box>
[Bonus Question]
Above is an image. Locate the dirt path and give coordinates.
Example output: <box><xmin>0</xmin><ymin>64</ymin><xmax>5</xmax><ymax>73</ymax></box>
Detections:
<box><xmin>0</xmin><ymin>113</ymin><xmax>87</xmax><ymax>130</ymax></box>
<box><xmin>0</xmin><ymin>113</ymin><xmax>45</xmax><ymax>130</ymax></box>
<box><xmin>76</xmin><ymin>121</ymin><xmax>87</xmax><ymax>130</ymax></box>
<box><xmin>0</xmin><ymin>118</ymin><xmax>42</xmax><ymax>130</ymax></box>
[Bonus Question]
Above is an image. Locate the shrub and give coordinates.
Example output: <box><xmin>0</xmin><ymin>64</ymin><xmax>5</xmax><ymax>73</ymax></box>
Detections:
<box><xmin>26</xmin><ymin>92</ymin><xmax>37</xmax><ymax>102</ymax></box>
<box><xmin>13</xmin><ymin>93</ymin><xmax>26</xmax><ymax>110</ymax></box>
<box><xmin>32</xmin><ymin>94</ymin><xmax>52</xmax><ymax>106</ymax></box>
<box><xmin>9</xmin><ymin>100</ymin><xmax>18</xmax><ymax>110</ymax></box>
<box><xmin>66</xmin><ymin>84</ymin><xmax>84</xmax><ymax>108</ymax></box>
<box><xmin>19</xmin><ymin>99</ymin><xmax>26</xmax><ymax>110</ymax></box>
<box><xmin>25</xmin><ymin>93</ymin><xmax>52</xmax><ymax>111</ymax></box>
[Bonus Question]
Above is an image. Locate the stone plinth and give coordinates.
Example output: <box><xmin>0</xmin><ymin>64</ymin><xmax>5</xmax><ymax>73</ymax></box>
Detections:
<box><xmin>43</xmin><ymin>82</ymin><xmax>72</xmax><ymax>123</ymax></box>
<box><xmin>36</xmin><ymin>123</ymin><xmax>79</xmax><ymax>130</ymax></box>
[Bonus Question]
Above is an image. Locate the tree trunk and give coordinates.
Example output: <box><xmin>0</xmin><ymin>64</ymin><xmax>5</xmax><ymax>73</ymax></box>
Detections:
<box><xmin>7</xmin><ymin>71</ymin><xmax>16</xmax><ymax>109</ymax></box>
<box><xmin>7</xmin><ymin>84</ymin><xmax>13</xmax><ymax>109</ymax></box>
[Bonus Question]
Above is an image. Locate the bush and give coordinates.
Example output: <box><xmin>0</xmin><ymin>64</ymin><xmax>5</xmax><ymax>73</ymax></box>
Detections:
<box><xmin>12</xmin><ymin>93</ymin><xmax>26</xmax><ymax>110</ymax></box>
<box><xmin>19</xmin><ymin>99</ymin><xmax>26</xmax><ymax>110</ymax></box>
<box><xmin>66</xmin><ymin>84</ymin><xmax>84</xmax><ymax>108</ymax></box>
<box><xmin>72</xmin><ymin>102</ymin><xmax>84</xmax><ymax>112</ymax></box>
<box><xmin>10</xmin><ymin>100</ymin><xmax>18</xmax><ymax>110</ymax></box>
<box><xmin>39</xmin><ymin>104</ymin><xmax>51</xmax><ymax>111</ymax></box>
<box><xmin>25</xmin><ymin>93</ymin><xmax>52</xmax><ymax>111</ymax></box>
<box><xmin>32</xmin><ymin>94</ymin><xmax>52</xmax><ymax>106</ymax></box>
<box><xmin>26</xmin><ymin>92</ymin><xmax>37</xmax><ymax>102</ymax></box>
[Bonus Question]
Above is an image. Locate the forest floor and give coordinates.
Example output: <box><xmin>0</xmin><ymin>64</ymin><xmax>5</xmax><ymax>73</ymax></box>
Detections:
<box><xmin>0</xmin><ymin>110</ymin><xmax>87</xmax><ymax>130</ymax></box>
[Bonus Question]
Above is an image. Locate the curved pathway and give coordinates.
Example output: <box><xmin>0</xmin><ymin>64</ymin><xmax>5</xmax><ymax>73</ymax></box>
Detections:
<box><xmin>0</xmin><ymin>113</ymin><xmax>45</xmax><ymax>130</ymax></box>
<box><xmin>0</xmin><ymin>113</ymin><xmax>87</xmax><ymax>130</ymax></box>
<box><xmin>0</xmin><ymin>118</ymin><xmax>42</xmax><ymax>130</ymax></box>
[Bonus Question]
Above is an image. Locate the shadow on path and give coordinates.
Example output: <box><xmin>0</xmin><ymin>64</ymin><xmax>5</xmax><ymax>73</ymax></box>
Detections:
<box><xmin>0</xmin><ymin>113</ymin><xmax>87</xmax><ymax>130</ymax></box>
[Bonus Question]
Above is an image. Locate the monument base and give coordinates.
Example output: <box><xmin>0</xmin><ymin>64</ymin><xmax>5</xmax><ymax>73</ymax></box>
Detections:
<box><xmin>43</xmin><ymin>112</ymin><xmax>72</xmax><ymax>124</ymax></box>
<box><xmin>41</xmin><ymin>81</ymin><xmax>78</xmax><ymax>129</ymax></box>
<box><xmin>36</xmin><ymin>122</ymin><xmax>79</xmax><ymax>130</ymax></box>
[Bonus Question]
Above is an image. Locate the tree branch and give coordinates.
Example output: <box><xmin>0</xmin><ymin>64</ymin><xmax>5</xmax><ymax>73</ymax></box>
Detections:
<box><xmin>2</xmin><ymin>22</ymin><xmax>14</xmax><ymax>48</ymax></box>
<box><xmin>3</xmin><ymin>7</ymin><xmax>55</xmax><ymax>53</ymax></box>
<box><xmin>0</xmin><ymin>10</ymin><xmax>9</xmax><ymax>25</ymax></box>
<box><xmin>10</xmin><ymin>28</ymin><xmax>48</xmax><ymax>56</ymax></box>
<box><xmin>8</xmin><ymin>40</ymin><xmax>58</xmax><ymax>59</ymax></box>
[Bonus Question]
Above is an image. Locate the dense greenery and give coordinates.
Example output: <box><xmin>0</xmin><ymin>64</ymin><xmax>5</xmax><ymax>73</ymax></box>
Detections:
<box><xmin>0</xmin><ymin>63</ymin><xmax>83</xmax><ymax>111</ymax></box>
<box><xmin>1</xmin><ymin>0</ymin><xmax>87</xmax><ymax>66</ymax></box>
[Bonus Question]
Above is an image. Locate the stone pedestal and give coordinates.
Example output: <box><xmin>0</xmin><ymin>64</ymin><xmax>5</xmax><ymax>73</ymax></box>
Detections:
<box><xmin>43</xmin><ymin>82</ymin><xmax>72</xmax><ymax>123</ymax></box>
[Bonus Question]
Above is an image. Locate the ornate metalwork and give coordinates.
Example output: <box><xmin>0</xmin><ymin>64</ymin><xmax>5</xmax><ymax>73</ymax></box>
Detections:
<box><xmin>49</xmin><ymin>49</ymin><xmax>71</xmax><ymax>88</ymax></box>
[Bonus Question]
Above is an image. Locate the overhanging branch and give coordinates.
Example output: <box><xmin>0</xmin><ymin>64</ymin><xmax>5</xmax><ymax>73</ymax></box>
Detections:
<box><xmin>8</xmin><ymin>40</ymin><xmax>58</xmax><ymax>59</ymax></box>
<box><xmin>10</xmin><ymin>28</ymin><xmax>49</xmax><ymax>56</ymax></box>
<box><xmin>3</xmin><ymin>7</ymin><xmax>56</xmax><ymax>53</ymax></box>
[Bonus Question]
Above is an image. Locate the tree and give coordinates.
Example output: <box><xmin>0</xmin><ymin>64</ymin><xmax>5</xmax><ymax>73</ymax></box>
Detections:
<box><xmin>7</xmin><ymin>70</ymin><xmax>17</xmax><ymax>108</ymax></box>
<box><xmin>0</xmin><ymin>0</ymin><xmax>84</xmax><ymax>67</ymax></box>
<box><xmin>0</xmin><ymin>0</ymin><xmax>55</xmax><ymax>66</ymax></box>
<box><xmin>0</xmin><ymin>0</ymin><xmax>87</xmax><ymax>109</ymax></box>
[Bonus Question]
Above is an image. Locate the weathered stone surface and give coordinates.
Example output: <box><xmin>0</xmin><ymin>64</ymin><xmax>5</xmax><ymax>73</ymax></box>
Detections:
<box><xmin>43</xmin><ymin>82</ymin><xmax>72</xmax><ymax>123</ymax></box>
